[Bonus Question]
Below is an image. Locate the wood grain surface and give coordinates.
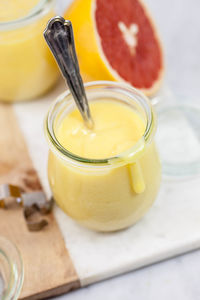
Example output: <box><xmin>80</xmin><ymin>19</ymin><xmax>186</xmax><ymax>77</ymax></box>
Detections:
<box><xmin>0</xmin><ymin>103</ymin><xmax>80</xmax><ymax>299</ymax></box>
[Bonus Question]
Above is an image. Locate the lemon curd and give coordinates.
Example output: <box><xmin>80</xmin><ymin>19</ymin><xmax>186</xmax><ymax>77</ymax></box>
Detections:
<box><xmin>57</xmin><ymin>101</ymin><xmax>145</xmax><ymax>159</ymax></box>
<box><xmin>0</xmin><ymin>0</ymin><xmax>59</xmax><ymax>102</ymax></box>
<box><xmin>46</xmin><ymin>83</ymin><xmax>161</xmax><ymax>232</ymax></box>
<box><xmin>0</xmin><ymin>0</ymin><xmax>40</xmax><ymax>21</ymax></box>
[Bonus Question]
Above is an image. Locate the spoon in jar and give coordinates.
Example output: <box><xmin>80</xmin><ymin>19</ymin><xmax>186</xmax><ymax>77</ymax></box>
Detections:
<box><xmin>44</xmin><ymin>16</ymin><xmax>94</xmax><ymax>129</ymax></box>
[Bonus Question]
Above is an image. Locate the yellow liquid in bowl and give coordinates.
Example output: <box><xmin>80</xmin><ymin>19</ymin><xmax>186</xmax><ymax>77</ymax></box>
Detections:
<box><xmin>48</xmin><ymin>100</ymin><xmax>161</xmax><ymax>231</ymax></box>
<box><xmin>0</xmin><ymin>0</ymin><xmax>59</xmax><ymax>102</ymax></box>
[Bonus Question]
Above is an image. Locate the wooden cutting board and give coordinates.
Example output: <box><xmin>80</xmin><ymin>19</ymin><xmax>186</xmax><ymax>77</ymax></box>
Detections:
<box><xmin>0</xmin><ymin>103</ymin><xmax>80</xmax><ymax>299</ymax></box>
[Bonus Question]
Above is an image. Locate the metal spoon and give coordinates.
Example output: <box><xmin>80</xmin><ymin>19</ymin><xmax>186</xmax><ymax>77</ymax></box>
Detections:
<box><xmin>44</xmin><ymin>16</ymin><xmax>94</xmax><ymax>129</ymax></box>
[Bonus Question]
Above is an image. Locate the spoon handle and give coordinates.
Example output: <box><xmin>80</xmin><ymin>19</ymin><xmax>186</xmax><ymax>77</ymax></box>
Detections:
<box><xmin>44</xmin><ymin>16</ymin><xmax>93</xmax><ymax>128</ymax></box>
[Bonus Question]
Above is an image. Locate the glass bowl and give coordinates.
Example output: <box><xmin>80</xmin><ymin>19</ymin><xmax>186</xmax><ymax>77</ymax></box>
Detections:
<box><xmin>0</xmin><ymin>236</ymin><xmax>24</xmax><ymax>300</ymax></box>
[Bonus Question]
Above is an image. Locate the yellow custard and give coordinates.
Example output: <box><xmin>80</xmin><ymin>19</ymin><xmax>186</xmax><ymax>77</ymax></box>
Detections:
<box><xmin>0</xmin><ymin>0</ymin><xmax>40</xmax><ymax>21</ymax></box>
<box><xmin>57</xmin><ymin>101</ymin><xmax>145</xmax><ymax>159</ymax></box>
<box><xmin>0</xmin><ymin>0</ymin><xmax>59</xmax><ymax>102</ymax></box>
<box><xmin>48</xmin><ymin>99</ymin><xmax>161</xmax><ymax>231</ymax></box>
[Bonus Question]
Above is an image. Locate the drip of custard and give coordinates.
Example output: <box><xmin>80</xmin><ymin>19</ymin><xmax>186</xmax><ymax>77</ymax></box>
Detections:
<box><xmin>57</xmin><ymin>100</ymin><xmax>145</xmax><ymax>159</ymax></box>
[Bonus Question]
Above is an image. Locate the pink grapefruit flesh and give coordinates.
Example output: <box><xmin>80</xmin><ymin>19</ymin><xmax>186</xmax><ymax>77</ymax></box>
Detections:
<box><xmin>95</xmin><ymin>0</ymin><xmax>163</xmax><ymax>90</ymax></box>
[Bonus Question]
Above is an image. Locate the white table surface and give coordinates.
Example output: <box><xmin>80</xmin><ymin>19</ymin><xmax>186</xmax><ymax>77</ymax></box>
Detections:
<box><xmin>54</xmin><ymin>0</ymin><xmax>200</xmax><ymax>299</ymax></box>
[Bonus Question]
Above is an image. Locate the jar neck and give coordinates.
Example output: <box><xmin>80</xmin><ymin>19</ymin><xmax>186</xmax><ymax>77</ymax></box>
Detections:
<box><xmin>0</xmin><ymin>0</ymin><xmax>55</xmax><ymax>31</ymax></box>
<box><xmin>45</xmin><ymin>81</ymin><xmax>156</xmax><ymax>169</ymax></box>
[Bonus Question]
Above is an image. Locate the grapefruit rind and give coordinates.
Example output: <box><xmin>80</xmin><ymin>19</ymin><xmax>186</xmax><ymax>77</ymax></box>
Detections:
<box><xmin>65</xmin><ymin>0</ymin><xmax>164</xmax><ymax>96</ymax></box>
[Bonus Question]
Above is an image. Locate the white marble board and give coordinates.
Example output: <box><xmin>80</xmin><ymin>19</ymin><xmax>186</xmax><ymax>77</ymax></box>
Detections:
<box><xmin>13</xmin><ymin>81</ymin><xmax>200</xmax><ymax>287</ymax></box>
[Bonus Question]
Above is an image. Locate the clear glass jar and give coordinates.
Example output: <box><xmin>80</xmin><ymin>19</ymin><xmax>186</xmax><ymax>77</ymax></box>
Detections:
<box><xmin>45</xmin><ymin>81</ymin><xmax>161</xmax><ymax>231</ymax></box>
<box><xmin>0</xmin><ymin>0</ymin><xmax>59</xmax><ymax>102</ymax></box>
<box><xmin>0</xmin><ymin>236</ymin><xmax>24</xmax><ymax>300</ymax></box>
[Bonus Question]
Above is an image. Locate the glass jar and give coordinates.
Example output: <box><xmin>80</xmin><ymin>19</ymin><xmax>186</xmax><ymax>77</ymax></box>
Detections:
<box><xmin>0</xmin><ymin>236</ymin><xmax>23</xmax><ymax>300</ymax></box>
<box><xmin>0</xmin><ymin>0</ymin><xmax>59</xmax><ymax>102</ymax></box>
<box><xmin>45</xmin><ymin>81</ymin><xmax>161</xmax><ymax>232</ymax></box>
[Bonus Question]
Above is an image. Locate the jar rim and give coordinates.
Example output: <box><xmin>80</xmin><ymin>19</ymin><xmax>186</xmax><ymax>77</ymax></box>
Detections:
<box><xmin>0</xmin><ymin>236</ymin><xmax>24</xmax><ymax>300</ymax></box>
<box><xmin>45</xmin><ymin>80</ymin><xmax>156</xmax><ymax>168</ymax></box>
<box><xmin>0</xmin><ymin>0</ymin><xmax>54</xmax><ymax>30</ymax></box>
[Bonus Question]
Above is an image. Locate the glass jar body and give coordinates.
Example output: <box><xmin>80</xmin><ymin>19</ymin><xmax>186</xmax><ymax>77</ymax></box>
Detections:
<box><xmin>0</xmin><ymin>0</ymin><xmax>59</xmax><ymax>102</ymax></box>
<box><xmin>46</xmin><ymin>81</ymin><xmax>161</xmax><ymax>232</ymax></box>
<box><xmin>48</xmin><ymin>142</ymin><xmax>161</xmax><ymax>231</ymax></box>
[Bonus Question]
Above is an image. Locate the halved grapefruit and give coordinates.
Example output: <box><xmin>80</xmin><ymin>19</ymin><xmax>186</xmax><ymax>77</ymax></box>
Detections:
<box><xmin>65</xmin><ymin>0</ymin><xmax>164</xmax><ymax>96</ymax></box>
